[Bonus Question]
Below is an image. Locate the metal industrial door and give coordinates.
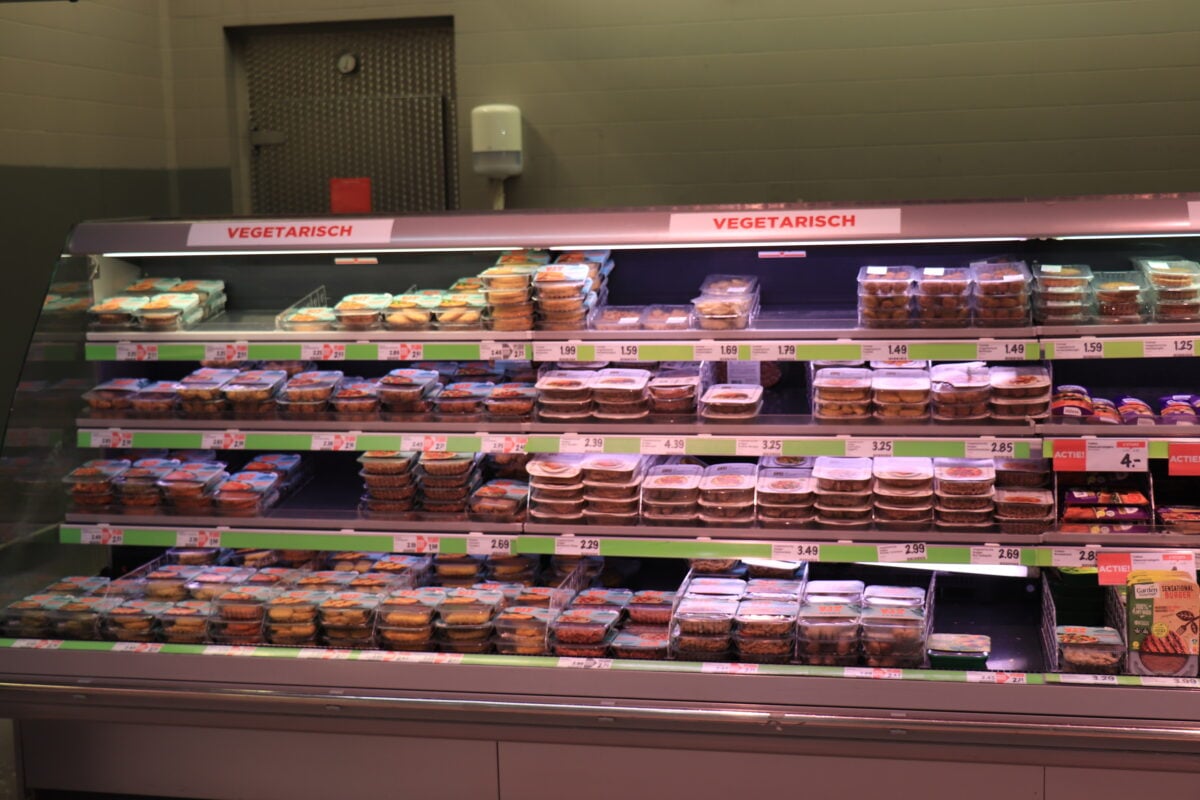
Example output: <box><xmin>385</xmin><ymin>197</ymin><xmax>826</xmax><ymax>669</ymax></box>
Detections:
<box><xmin>232</xmin><ymin>18</ymin><xmax>457</xmax><ymax>215</ymax></box>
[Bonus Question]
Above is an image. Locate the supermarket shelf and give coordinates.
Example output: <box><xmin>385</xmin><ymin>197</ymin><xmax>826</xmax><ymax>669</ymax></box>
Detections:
<box><xmin>1041</xmin><ymin>530</ymin><xmax>1200</xmax><ymax>549</ymax></box>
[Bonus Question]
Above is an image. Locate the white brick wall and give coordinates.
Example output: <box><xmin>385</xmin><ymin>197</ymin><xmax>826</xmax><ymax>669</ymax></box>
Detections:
<box><xmin>0</xmin><ymin>0</ymin><xmax>169</xmax><ymax>169</ymax></box>
<box><xmin>4</xmin><ymin>0</ymin><xmax>1200</xmax><ymax>207</ymax></box>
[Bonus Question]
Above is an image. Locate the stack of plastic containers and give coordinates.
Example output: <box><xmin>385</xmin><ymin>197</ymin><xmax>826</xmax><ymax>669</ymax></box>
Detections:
<box><xmin>479</xmin><ymin>262</ymin><xmax>537</xmax><ymax>332</ymax></box>
<box><xmin>535</xmin><ymin>369</ymin><xmax>595</xmax><ymax>421</ymax></box>
<box><xmin>551</xmin><ymin>606</ymin><xmax>620</xmax><ymax>657</ymax></box>
<box><xmin>431</xmin><ymin>554</ymin><xmax>486</xmax><ymax>587</ymax></box>
<box><xmin>813</xmin><ymin>457</ymin><xmax>873</xmax><ymax>532</ymax></box>
<box><xmin>534</xmin><ymin>264</ymin><xmax>593</xmax><ymax>331</ymax></box>
<box><xmin>1091</xmin><ymin>272</ymin><xmax>1148</xmax><ymax>324</ymax></box>
<box><xmin>989</xmin><ymin>365</ymin><xmax>1051</xmax><ymax>420</ymax></box>
<box><xmin>377</xmin><ymin>368</ymin><xmax>441</xmax><ymax>419</ymax></box>
<box><xmin>493</xmin><ymin>605</ymin><xmax>556</xmax><ymax>655</ymax></box>
<box><xmin>158</xmin><ymin>600</ymin><xmax>212</xmax><ymax>644</ymax></box>
<box><xmin>930</xmin><ymin>362</ymin><xmax>991</xmax><ymax>420</ymax></box>
<box><xmin>264</xmin><ymin>589</ymin><xmax>326</xmax><ymax>646</ymax></box>
<box><xmin>691</xmin><ymin>274</ymin><xmax>760</xmax><ymax>330</ymax></box>
<box><xmin>112</xmin><ymin>459</ymin><xmax>176</xmax><ymax>510</ymax></box>
<box><xmin>871</xmin><ymin>368</ymin><xmax>930</xmax><ymax>420</ymax></box>
<box><xmin>933</xmin><ymin>458</ymin><xmax>996</xmax><ymax>532</ymax></box>
<box><xmin>812</xmin><ymin>367</ymin><xmax>872</xmax><ymax>421</ymax></box>
<box><xmin>733</xmin><ymin>598</ymin><xmax>798</xmax><ymax>663</ymax></box>
<box><xmin>527</xmin><ymin>453</ymin><xmax>585</xmax><ymax>526</ymax></box>
<box><xmin>376</xmin><ymin>588</ymin><xmax>442</xmax><ymax>651</ymax></box>
<box><xmin>177</xmin><ymin>368</ymin><xmax>238</xmax><ymax>418</ymax></box>
<box><xmin>436</xmin><ymin>588</ymin><xmax>502</xmax><ymax>653</ymax></box>
<box><xmin>211</xmin><ymin>586</ymin><xmax>279</xmax><ymax>645</ymax></box>
<box><xmin>333</xmin><ymin>293</ymin><xmax>391</xmax><ymax>331</ymax></box>
<box><xmin>1032</xmin><ymin>264</ymin><xmax>1095</xmax><ymax>324</ymax></box>
<box><xmin>872</xmin><ymin>457</ymin><xmax>934</xmax><ymax>532</ymax></box>
<box><xmin>994</xmin><ymin>487</ymin><xmax>1056</xmax><ymax>534</ymax></box>
<box><xmin>860</xmin><ymin>584</ymin><xmax>928</xmax><ymax>668</ymax></box>
<box><xmin>914</xmin><ymin>266</ymin><xmax>972</xmax><ymax>328</ymax></box>
<box><xmin>133</xmin><ymin>293</ymin><xmax>204</xmax><ymax>332</ymax></box>
<box><xmin>797</xmin><ymin>580</ymin><xmax>864</xmax><ymax>666</ymax></box>
<box><xmin>276</xmin><ymin>370</ymin><xmax>342</xmax><ymax>418</ymax></box>
<box><xmin>222</xmin><ymin>369</ymin><xmax>287</xmax><ymax>418</ymax></box>
<box><xmin>672</xmin><ymin>591</ymin><xmax>741</xmax><ymax>662</ymax></box>
<box><xmin>318</xmin><ymin>591</ymin><xmax>380</xmax><ymax>649</ymax></box>
<box><xmin>698</xmin><ymin>463</ymin><xmax>756</xmax><ymax>527</ymax></box>
<box><xmin>1135</xmin><ymin>258</ymin><xmax>1200</xmax><ymax>322</ymax></box>
<box><xmin>433</xmin><ymin>292</ymin><xmax>486</xmax><ymax>332</ymax></box>
<box><xmin>580</xmin><ymin>454</ymin><xmax>645</xmax><ymax>526</ymax></box>
<box><xmin>857</xmin><ymin>266</ymin><xmax>913</xmax><ymax>328</ymax></box>
<box><xmin>755</xmin><ymin>469</ymin><xmax>815</xmax><ymax>528</ymax></box>
<box><xmin>166</xmin><ymin>279</ymin><xmax>228</xmax><ymax>322</ymax></box>
<box><xmin>971</xmin><ymin>261</ymin><xmax>1031</xmax><ymax>327</ymax></box>
<box><xmin>212</xmin><ymin>471</ymin><xmax>280</xmax><ymax>517</ymax></box>
<box><xmin>648</xmin><ymin>368</ymin><xmax>702</xmax><ymax>415</ymax></box>
<box><xmin>382</xmin><ymin>293</ymin><xmax>437</xmax><ymax>331</ymax></box>
<box><xmin>358</xmin><ymin>451</ymin><xmax>419</xmax><ymax>519</ymax></box>
<box><xmin>416</xmin><ymin>452</ymin><xmax>481</xmax><ymax>518</ymax></box>
<box><xmin>592</xmin><ymin>368</ymin><xmax>651</xmax><ymax>421</ymax></box>
<box><xmin>641</xmin><ymin>463</ymin><xmax>702</xmax><ymax>526</ymax></box>
<box><xmin>699</xmin><ymin>384</ymin><xmax>763</xmax><ymax>421</ymax></box>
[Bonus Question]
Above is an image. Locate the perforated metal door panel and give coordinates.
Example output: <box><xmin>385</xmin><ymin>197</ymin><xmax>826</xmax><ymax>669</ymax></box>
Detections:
<box><xmin>237</xmin><ymin>19</ymin><xmax>457</xmax><ymax>214</ymax></box>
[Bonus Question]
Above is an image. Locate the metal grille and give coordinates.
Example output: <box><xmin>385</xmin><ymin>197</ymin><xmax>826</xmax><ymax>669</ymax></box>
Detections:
<box><xmin>237</xmin><ymin>19</ymin><xmax>457</xmax><ymax>214</ymax></box>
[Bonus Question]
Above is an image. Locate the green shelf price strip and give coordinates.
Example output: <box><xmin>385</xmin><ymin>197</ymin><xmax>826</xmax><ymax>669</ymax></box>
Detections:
<box><xmin>85</xmin><ymin>341</ymin><xmax>537</xmax><ymax>363</ymax></box>
<box><xmin>10</xmin><ymin>637</ymin><xmax>1200</xmax><ymax>688</ymax></box>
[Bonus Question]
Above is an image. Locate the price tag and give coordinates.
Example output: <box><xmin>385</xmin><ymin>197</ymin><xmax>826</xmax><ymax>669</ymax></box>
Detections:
<box><xmin>970</xmin><ymin>546</ymin><xmax>1022</xmax><ymax>566</ymax></box>
<box><xmin>116</xmin><ymin>342</ymin><xmax>158</xmax><ymax>361</ymax></box>
<box><xmin>312</xmin><ymin>433</ymin><xmax>359</xmax><ymax>451</ymax></box>
<box><xmin>558</xmin><ymin>436</ymin><xmax>606</xmax><ymax>454</ymax></box>
<box><xmin>594</xmin><ymin>342</ymin><xmax>641</xmax><ymax>361</ymax></box>
<box><xmin>557</xmin><ymin>657</ymin><xmax>614</xmax><ymax>670</ymax></box>
<box><xmin>976</xmin><ymin>340</ymin><xmax>1033</xmax><ymax>361</ymax></box>
<box><xmin>845</xmin><ymin>439</ymin><xmax>893</xmax><ymax>458</ymax></box>
<box><xmin>701</xmin><ymin>662</ymin><xmax>759</xmax><ymax>674</ymax></box>
<box><xmin>555</xmin><ymin>536</ymin><xmax>602</xmax><ymax>556</ymax></box>
<box><xmin>877</xmin><ymin>542</ymin><xmax>927</xmax><ymax>562</ymax></box>
<box><xmin>1080</xmin><ymin>339</ymin><xmax>1105</xmax><ymax>358</ymax></box>
<box><xmin>479</xmin><ymin>341</ymin><xmax>524</xmax><ymax>361</ymax></box>
<box><xmin>965</xmin><ymin>439</ymin><xmax>1016</xmax><ymax>459</ymax></box>
<box><xmin>111</xmin><ymin>641</ymin><xmax>163</xmax><ymax>654</ymax></box>
<box><xmin>89</xmin><ymin>429</ymin><xmax>133</xmax><ymax>449</ymax></box>
<box><xmin>176</xmin><ymin>529</ymin><xmax>221</xmax><ymax>548</ymax></box>
<box><xmin>203</xmin><ymin>645</ymin><xmax>257</xmax><ymax>657</ymax></box>
<box><xmin>641</xmin><ymin>436</ymin><xmax>688</xmax><ymax>455</ymax></box>
<box><xmin>770</xmin><ymin>542</ymin><xmax>822</xmax><ymax>561</ymax></box>
<box><xmin>298</xmin><ymin>648</ymin><xmax>354</xmax><ymax>660</ymax></box>
<box><xmin>378</xmin><ymin>342</ymin><xmax>424</xmax><ymax>361</ymax></box>
<box><xmin>481</xmin><ymin>435</ymin><xmax>526</xmax><ymax>455</ymax></box>
<box><xmin>300</xmin><ymin>342</ymin><xmax>346</xmax><ymax>361</ymax></box>
<box><xmin>356</xmin><ymin>650</ymin><xmax>408</xmax><ymax>662</ymax></box>
<box><xmin>1052</xmin><ymin>547</ymin><xmax>1098</xmax><ymax>567</ymax></box>
<box><xmin>860</xmin><ymin>342</ymin><xmax>909</xmax><ymax>361</ymax></box>
<box><xmin>466</xmin><ymin>534</ymin><xmax>514</xmax><ymax>557</ymax></box>
<box><xmin>1140</xmin><ymin>676</ymin><xmax>1200</xmax><ymax>688</ymax></box>
<box><xmin>201</xmin><ymin>431</ymin><xmax>246</xmax><ymax>450</ymax></box>
<box><xmin>393</xmin><ymin>534</ymin><xmax>440</xmax><ymax>554</ymax></box>
<box><xmin>965</xmin><ymin>671</ymin><xmax>1027</xmax><ymax>684</ymax></box>
<box><xmin>532</xmin><ymin>341</ymin><xmax>582</xmax><ymax>362</ymax></box>
<box><xmin>1168</xmin><ymin>442</ymin><xmax>1200</xmax><ymax>476</ymax></box>
<box><xmin>750</xmin><ymin>342</ymin><xmax>797</xmax><ymax>361</ymax></box>
<box><xmin>1085</xmin><ymin>439</ymin><xmax>1148</xmax><ymax>472</ymax></box>
<box><xmin>844</xmin><ymin>667</ymin><xmax>904</xmax><ymax>680</ymax></box>
<box><xmin>1058</xmin><ymin>673</ymin><xmax>1119</xmax><ymax>685</ymax></box>
<box><xmin>399</xmin><ymin>434</ymin><xmax>447</xmax><ymax>452</ymax></box>
<box><xmin>80</xmin><ymin>525</ymin><xmax>123</xmax><ymax>545</ymax></box>
<box><xmin>12</xmin><ymin>639</ymin><xmax>63</xmax><ymax>650</ymax></box>
<box><xmin>203</xmin><ymin>342</ymin><xmax>249</xmax><ymax>363</ymax></box>
<box><xmin>735</xmin><ymin>438</ymin><xmax>783</xmax><ymax>457</ymax></box>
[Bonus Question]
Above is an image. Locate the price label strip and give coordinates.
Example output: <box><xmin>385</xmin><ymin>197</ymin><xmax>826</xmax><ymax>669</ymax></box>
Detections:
<box><xmin>300</xmin><ymin>343</ymin><xmax>347</xmax><ymax>361</ymax></box>
<box><xmin>1052</xmin><ymin>547</ymin><xmax>1099</xmax><ymax>567</ymax></box>
<box><xmin>593</xmin><ymin>343</ymin><xmax>642</xmax><ymax>361</ymax></box>
<box><xmin>964</xmin><ymin>439</ymin><xmax>1017</xmax><ymax>459</ymax></box>
<box><xmin>479</xmin><ymin>341</ymin><xmax>525</xmax><ymax>361</ymax></box>
<box><xmin>735</xmin><ymin>438</ymin><xmax>783</xmax><ymax>457</ymax></box>
<box><xmin>1143</xmin><ymin>337</ymin><xmax>1197</xmax><ymax>358</ymax></box>
<box><xmin>465</xmin><ymin>534</ymin><xmax>514</xmax><ymax>557</ymax></box>
<box><xmin>965</xmin><ymin>672</ymin><xmax>1028</xmax><ymax>684</ymax></box>
<box><xmin>312</xmin><ymin>432</ymin><xmax>359</xmax><ymax>451</ymax></box>
<box><xmin>201</xmin><ymin>431</ymin><xmax>246</xmax><ymax>450</ymax></box>
<box><xmin>860</xmin><ymin>342</ymin><xmax>911</xmax><ymax>361</ymax></box>
<box><xmin>641</xmin><ymin>436</ymin><xmax>688</xmax><ymax>455</ymax></box>
<box><xmin>480</xmin><ymin>435</ymin><xmax>526</xmax><ymax>455</ymax></box>
<box><xmin>203</xmin><ymin>342</ymin><xmax>249</xmax><ymax>363</ymax></box>
<box><xmin>116</xmin><ymin>342</ymin><xmax>158</xmax><ymax>362</ymax></box>
<box><xmin>80</xmin><ymin>525</ymin><xmax>123</xmax><ymax>545</ymax></box>
<box><xmin>558</xmin><ymin>436</ymin><xmax>607</xmax><ymax>454</ymax></box>
<box><xmin>976</xmin><ymin>340</ymin><xmax>1036</xmax><ymax>361</ymax></box>
<box><xmin>876</xmin><ymin>542</ymin><xmax>927</xmax><ymax>562</ymax></box>
<box><xmin>693</xmin><ymin>342</ymin><xmax>743</xmax><ymax>361</ymax></box>
<box><xmin>1085</xmin><ymin>439</ymin><xmax>1148</xmax><ymax>472</ymax></box>
<box><xmin>845</xmin><ymin>439</ymin><xmax>893</xmax><ymax>458</ymax></box>
<box><xmin>378</xmin><ymin>342</ymin><xmax>424</xmax><ymax>361</ymax></box>
<box><xmin>555</xmin><ymin>536</ymin><xmax>602</xmax><ymax>556</ymax></box>
<box><xmin>176</xmin><ymin>529</ymin><xmax>222</xmax><ymax>548</ymax></box>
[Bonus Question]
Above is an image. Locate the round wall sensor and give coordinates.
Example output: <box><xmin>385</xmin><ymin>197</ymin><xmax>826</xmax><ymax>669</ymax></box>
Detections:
<box><xmin>336</xmin><ymin>53</ymin><xmax>359</xmax><ymax>75</ymax></box>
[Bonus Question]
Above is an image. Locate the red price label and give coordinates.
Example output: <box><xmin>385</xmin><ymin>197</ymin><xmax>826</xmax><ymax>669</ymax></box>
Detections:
<box><xmin>117</xmin><ymin>343</ymin><xmax>158</xmax><ymax>361</ymax></box>
<box><xmin>301</xmin><ymin>343</ymin><xmax>346</xmax><ymax>361</ymax></box>
<box><xmin>1051</xmin><ymin>440</ymin><xmax>1087</xmax><ymax>472</ymax></box>
<box><xmin>379</xmin><ymin>343</ymin><xmax>423</xmax><ymax>361</ymax></box>
<box><xmin>312</xmin><ymin>433</ymin><xmax>358</xmax><ymax>451</ymax></box>
<box><xmin>1168</xmin><ymin>442</ymin><xmax>1200</xmax><ymax>476</ymax></box>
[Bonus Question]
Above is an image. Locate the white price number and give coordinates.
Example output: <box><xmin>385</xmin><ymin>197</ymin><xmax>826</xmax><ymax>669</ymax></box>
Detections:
<box><xmin>300</xmin><ymin>342</ymin><xmax>346</xmax><ymax>361</ymax></box>
<box><xmin>393</xmin><ymin>534</ymin><xmax>439</xmax><ymax>554</ymax></box>
<box><xmin>1052</xmin><ymin>547</ymin><xmax>1098</xmax><ymax>567</ymax></box>
<box><xmin>116</xmin><ymin>342</ymin><xmax>158</xmax><ymax>362</ymax></box>
<box><xmin>641</xmin><ymin>437</ymin><xmax>687</xmax><ymax>455</ymax></box>
<box><xmin>90</xmin><ymin>429</ymin><xmax>133</xmax><ymax>449</ymax></box>
<box><xmin>12</xmin><ymin>639</ymin><xmax>62</xmax><ymax>650</ymax></box>
<box><xmin>965</xmin><ymin>439</ymin><xmax>1016</xmax><ymax>459</ymax></box>
<box><xmin>379</xmin><ymin>342</ymin><xmax>423</xmax><ymax>361</ymax></box>
<box><xmin>111</xmin><ymin>641</ymin><xmax>163</xmax><ymax>654</ymax></box>
<box><xmin>846</xmin><ymin>439</ymin><xmax>892</xmax><ymax>458</ymax></box>
<box><xmin>201</xmin><ymin>431</ymin><xmax>246</xmax><ymax>450</ymax></box>
<box><xmin>558</xmin><ymin>657</ymin><xmax>613</xmax><ymax>670</ymax></box>
<box><xmin>970</xmin><ymin>546</ymin><xmax>1022</xmax><ymax>566</ymax></box>
<box><xmin>466</xmin><ymin>534</ymin><xmax>513</xmax><ymax>557</ymax></box>
<box><xmin>555</xmin><ymin>536</ymin><xmax>601</xmax><ymax>556</ymax></box>
<box><xmin>1085</xmin><ymin>439</ymin><xmax>1148</xmax><ymax>472</ymax></box>
<box><xmin>176</xmin><ymin>529</ymin><xmax>221</xmax><ymax>548</ymax></box>
<box><xmin>877</xmin><ymin>542</ymin><xmax>926</xmax><ymax>562</ymax></box>
<box><xmin>736</xmin><ymin>438</ymin><xmax>783</xmax><ymax>457</ymax></box>
<box><xmin>312</xmin><ymin>433</ymin><xmax>359</xmax><ymax>451</ymax></box>
<box><xmin>701</xmin><ymin>662</ymin><xmax>759</xmax><ymax>674</ymax></box>
<box><xmin>1059</xmin><ymin>674</ymin><xmax>1119</xmax><ymax>686</ymax></box>
<box><xmin>481</xmin><ymin>435</ymin><xmax>526</xmax><ymax>455</ymax></box>
<box><xmin>559</xmin><ymin>436</ymin><xmax>605</xmax><ymax>454</ymax></box>
<box><xmin>80</xmin><ymin>525</ymin><xmax>123</xmax><ymax>545</ymax></box>
<box><xmin>400</xmin><ymin>434</ymin><xmax>447</xmax><ymax>453</ymax></box>
<box><xmin>844</xmin><ymin>667</ymin><xmax>904</xmax><ymax>680</ymax></box>
<box><xmin>966</xmin><ymin>671</ymin><xmax>1027</xmax><ymax>685</ymax></box>
<box><xmin>479</xmin><ymin>341</ymin><xmax>523</xmax><ymax>361</ymax></box>
<box><xmin>771</xmin><ymin>542</ymin><xmax>821</xmax><ymax>562</ymax></box>
<box><xmin>203</xmin><ymin>342</ymin><xmax>248</xmax><ymax>363</ymax></box>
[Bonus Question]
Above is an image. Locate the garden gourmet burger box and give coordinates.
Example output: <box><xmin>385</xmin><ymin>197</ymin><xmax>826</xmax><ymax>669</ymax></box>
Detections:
<box><xmin>1125</xmin><ymin>570</ymin><xmax>1200</xmax><ymax>677</ymax></box>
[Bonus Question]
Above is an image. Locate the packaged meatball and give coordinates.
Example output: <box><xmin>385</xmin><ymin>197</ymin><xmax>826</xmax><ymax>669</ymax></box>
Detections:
<box><xmin>468</xmin><ymin>479</ymin><xmax>529</xmax><ymax>522</ymax></box>
<box><xmin>796</xmin><ymin>600</ymin><xmax>861</xmax><ymax>665</ymax></box>
<box><xmin>641</xmin><ymin>464</ymin><xmax>702</xmax><ymax>503</ymax></box>
<box><xmin>857</xmin><ymin>265</ymin><xmax>915</xmax><ymax>295</ymax></box>
<box><xmin>989</xmin><ymin>365</ymin><xmax>1050</xmax><ymax>399</ymax></box>
<box><xmin>699</xmin><ymin>384</ymin><xmax>763</xmax><ymax>420</ymax></box>
<box><xmin>1033</xmin><ymin>263</ymin><xmax>1093</xmax><ymax>291</ymax></box>
<box><xmin>873</xmin><ymin>457</ymin><xmax>933</xmax><ymax>492</ymax></box>
<box><xmin>281</xmin><ymin>371</ymin><xmax>344</xmax><ymax>403</ymax></box>
<box><xmin>83</xmin><ymin>378</ymin><xmax>150</xmax><ymax>411</ymax></box>
<box><xmin>333</xmin><ymin>293</ymin><xmax>391</xmax><ymax>330</ymax></box>
<box><xmin>699</xmin><ymin>463</ymin><xmax>757</xmax><ymax>504</ymax></box>
<box><xmin>872</xmin><ymin>369</ymin><xmax>931</xmax><ymax>405</ymax></box>
<box><xmin>970</xmin><ymin>260</ymin><xmax>1031</xmax><ymax>295</ymax></box>
<box><xmin>915</xmin><ymin>266</ymin><xmax>971</xmax><ymax>295</ymax></box>
<box><xmin>812</xmin><ymin>367</ymin><xmax>872</xmax><ymax>402</ymax></box>
<box><xmin>812</xmin><ymin>457</ymin><xmax>873</xmax><ymax>493</ymax></box>
<box><xmin>485</xmin><ymin>383</ymin><xmax>537</xmax><ymax>418</ymax></box>
<box><xmin>134</xmin><ymin>292</ymin><xmax>203</xmax><ymax>331</ymax></box>
<box><xmin>88</xmin><ymin>296</ymin><xmax>148</xmax><ymax>330</ymax></box>
<box><xmin>535</xmin><ymin>370</ymin><xmax>595</xmax><ymax>402</ymax></box>
<box><xmin>932</xmin><ymin>458</ymin><xmax>995</xmax><ymax>496</ymax></box>
<box><xmin>641</xmin><ymin>304</ymin><xmax>693</xmax><ymax>331</ymax></box>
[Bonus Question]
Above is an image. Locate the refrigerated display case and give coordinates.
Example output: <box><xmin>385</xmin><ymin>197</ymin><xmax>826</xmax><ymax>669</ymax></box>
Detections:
<box><xmin>4</xmin><ymin>194</ymin><xmax>1200</xmax><ymax>800</ymax></box>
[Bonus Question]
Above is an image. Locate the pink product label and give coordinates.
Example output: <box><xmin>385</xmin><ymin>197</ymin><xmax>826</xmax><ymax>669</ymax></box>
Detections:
<box><xmin>186</xmin><ymin>219</ymin><xmax>395</xmax><ymax>247</ymax></box>
<box><xmin>668</xmin><ymin>208</ymin><xmax>902</xmax><ymax>238</ymax></box>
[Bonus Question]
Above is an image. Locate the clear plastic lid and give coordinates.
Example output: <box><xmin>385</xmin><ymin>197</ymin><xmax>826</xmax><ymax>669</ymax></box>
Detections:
<box><xmin>933</xmin><ymin>458</ymin><xmax>996</xmax><ymax>483</ymax></box>
<box><xmin>860</xmin><ymin>605</ymin><xmax>926</xmax><ymax>628</ymax></box>
<box><xmin>590</xmin><ymin>306</ymin><xmax>644</xmax><ymax>331</ymax></box>
<box><xmin>181</xmin><ymin>368</ymin><xmax>241</xmax><ymax>387</ymax></box>
<box><xmin>334</xmin><ymin>293</ymin><xmax>392</xmax><ymax>312</ymax></box>
<box><xmin>745</xmin><ymin>579</ymin><xmax>803</xmax><ymax>598</ymax></box>
<box><xmin>872</xmin><ymin>369</ymin><xmax>931</xmax><ymax>393</ymax></box>
<box><xmin>84</xmin><ymin>377</ymin><xmax>149</xmax><ymax>398</ymax></box>
<box><xmin>700</xmin><ymin>384</ymin><xmax>764</xmax><ymax>408</ymax></box>
<box><xmin>173</xmin><ymin>279</ymin><xmax>225</xmax><ymax>298</ymax></box>
<box><xmin>857</xmin><ymin>265</ymin><xmax>915</xmax><ymax>288</ymax></box>
<box><xmin>580</xmin><ymin>453</ymin><xmax>644</xmax><ymax>480</ymax></box>
<box><xmin>803</xmin><ymin>580</ymin><xmax>865</xmax><ymax>603</ymax></box>
<box><xmin>534</xmin><ymin>263</ymin><xmax>590</xmax><ymax>284</ymax></box>
<box><xmin>994</xmin><ymin>487</ymin><xmax>1054</xmax><ymax>507</ymax></box>
<box><xmin>699</xmin><ymin>274</ymin><xmax>760</xmax><ymax>295</ymax></box>
<box><xmin>676</xmin><ymin>596</ymin><xmax>739</xmax><ymax>619</ymax></box>
<box><xmin>699</xmin><ymin>462</ymin><xmax>758</xmax><ymax>492</ymax></box>
<box><xmin>526</xmin><ymin>454</ymin><xmax>584</xmax><ymax>480</ymax></box>
<box><xmin>640</xmin><ymin>304</ymin><xmax>693</xmax><ymax>329</ymax></box>
<box><xmin>572</xmin><ymin>588</ymin><xmax>634</xmax><ymax>608</ymax></box>
<box><xmin>223</xmin><ymin>370</ymin><xmax>288</xmax><ymax>396</ymax></box>
<box><xmin>435</xmin><ymin>381</ymin><xmax>493</xmax><ymax>401</ymax></box>
<box><xmin>63</xmin><ymin>459</ymin><xmax>131</xmax><ymax>485</ymax></box>
<box><xmin>380</xmin><ymin>368</ymin><xmax>439</xmax><ymax>388</ymax></box>
<box><xmin>873</xmin><ymin>457</ymin><xmax>933</xmax><ymax>482</ymax></box>
<box><xmin>535</xmin><ymin>370</ymin><xmax>596</xmax><ymax>393</ymax></box>
<box><xmin>812</xmin><ymin>457</ymin><xmax>873</xmax><ymax>484</ymax></box>
<box><xmin>88</xmin><ymin>296</ymin><xmax>148</xmax><ymax>317</ymax></box>
<box><xmin>647</xmin><ymin>375</ymin><xmax>701</xmax><ymax>396</ymax></box>
<box><xmin>480</xmin><ymin>264</ymin><xmax>538</xmax><ymax>286</ymax></box>
<box><xmin>756</xmin><ymin>470</ymin><xmax>816</xmax><ymax>496</ymax></box>
<box><xmin>282</xmin><ymin>371</ymin><xmax>344</xmax><ymax>397</ymax></box>
<box><xmin>812</xmin><ymin>367</ymin><xmax>873</xmax><ymax>389</ymax></box>
<box><xmin>989</xmin><ymin>365</ymin><xmax>1050</xmax><ymax>393</ymax></box>
<box><xmin>215</xmin><ymin>471</ymin><xmax>280</xmax><ymax>498</ymax></box>
<box><xmin>157</xmin><ymin>464</ymin><xmax>227</xmax><ymax>493</ymax></box>
<box><xmin>130</xmin><ymin>381</ymin><xmax>181</xmax><ymax>403</ymax></box>
<box><xmin>759</xmin><ymin>456</ymin><xmax>814</xmax><ymax>470</ymax></box>
<box><xmin>1136</xmin><ymin>258</ymin><xmax>1200</xmax><ymax>288</ymax></box>
<box><xmin>1056</xmin><ymin>625</ymin><xmax>1123</xmax><ymax>647</ymax></box>
<box><xmin>123</xmin><ymin>277</ymin><xmax>181</xmax><ymax>294</ymax></box>
<box><xmin>930</xmin><ymin>362</ymin><xmax>990</xmax><ymax>389</ymax></box>
<box><xmin>970</xmin><ymin>260</ymin><xmax>1031</xmax><ymax>288</ymax></box>
<box><xmin>915</xmin><ymin>266</ymin><xmax>971</xmax><ymax>291</ymax></box>
<box><xmin>134</xmin><ymin>292</ymin><xmax>201</xmax><ymax>316</ymax></box>
<box><xmin>281</xmin><ymin>307</ymin><xmax>336</xmax><ymax>327</ymax></box>
<box><xmin>736</xmin><ymin>599</ymin><xmax>799</xmax><ymax>623</ymax></box>
<box><xmin>1033</xmin><ymin>263</ymin><xmax>1094</xmax><ymax>287</ymax></box>
<box><xmin>243</xmin><ymin>454</ymin><xmax>302</xmax><ymax>476</ymax></box>
<box><xmin>642</xmin><ymin>464</ymin><xmax>703</xmax><ymax>492</ymax></box>
<box><xmin>863</xmin><ymin>585</ymin><xmax>926</xmax><ymax>608</ymax></box>
<box><xmin>797</xmin><ymin>601</ymin><xmax>860</xmax><ymax>623</ymax></box>
<box><xmin>686</xmin><ymin>578</ymin><xmax>747</xmax><ymax>598</ymax></box>
<box><xmin>629</xmin><ymin>590</ymin><xmax>677</xmax><ymax>608</ymax></box>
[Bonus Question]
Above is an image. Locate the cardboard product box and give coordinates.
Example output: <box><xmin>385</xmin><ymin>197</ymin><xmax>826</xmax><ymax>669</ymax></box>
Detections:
<box><xmin>1125</xmin><ymin>570</ymin><xmax>1200</xmax><ymax>677</ymax></box>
